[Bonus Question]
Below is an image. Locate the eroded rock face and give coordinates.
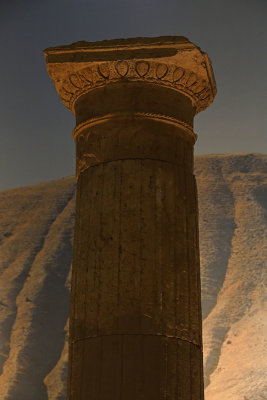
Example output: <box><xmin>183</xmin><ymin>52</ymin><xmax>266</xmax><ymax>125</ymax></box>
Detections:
<box><xmin>0</xmin><ymin>153</ymin><xmax>266</xmax><ymax>400</ymax></box>
<box><xmin>0</xmin><ymin>177</ymin><xmax>75</xmax><ymax>400</ymax></box>
<box><xmin>196</xmin><ymin>154</ymin><xmax>267</xmax><ymax>400</ymax></box>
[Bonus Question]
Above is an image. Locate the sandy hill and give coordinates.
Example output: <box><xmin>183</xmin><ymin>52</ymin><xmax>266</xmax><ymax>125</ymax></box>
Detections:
<box><xmin>0</xmin><ymin>153</ymin><xmax>266</xmax><ymax>400</ymax></box>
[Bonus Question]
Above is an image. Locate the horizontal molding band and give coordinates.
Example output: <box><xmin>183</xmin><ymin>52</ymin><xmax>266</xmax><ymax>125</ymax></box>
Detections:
<box><xmin>76</xmin><ymin>157</ymin><xmax>194</xmax><ymax>180</ymax></box>
<box><xmin>73</xmin><ymin>112</ymin><xmax>197</xmax><ymax>142</ymax></box>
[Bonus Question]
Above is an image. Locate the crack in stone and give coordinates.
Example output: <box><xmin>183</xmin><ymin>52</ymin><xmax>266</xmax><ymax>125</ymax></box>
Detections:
<box><xmin>77</xmin><ymin>157</ymin><xmax>192</xmax><ymax>179</ymax></box>
<box><xmin>71</xmin><ymin>332</ymin><xmax>201</xmax><ymax>348</ymax></box>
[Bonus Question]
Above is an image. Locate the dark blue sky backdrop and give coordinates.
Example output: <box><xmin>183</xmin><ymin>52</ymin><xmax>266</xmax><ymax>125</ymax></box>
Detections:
<box><xmin>0</xmin><ymin>0</ymin><xmax>266</xmax><ymax>191</ymax></box>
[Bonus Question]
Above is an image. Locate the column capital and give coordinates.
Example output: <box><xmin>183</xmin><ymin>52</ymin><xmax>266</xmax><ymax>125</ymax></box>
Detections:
<box><xmin>44</xmin><ymin>36</ymin><xmax>216</xmax><ymax>115</ymax></box>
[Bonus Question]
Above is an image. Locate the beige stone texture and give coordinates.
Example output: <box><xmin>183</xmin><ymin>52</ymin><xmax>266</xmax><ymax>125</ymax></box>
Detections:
<box><xmin>44</xmin><ymin>36</ymin><xmax>216</xmax><ymax>400</ymax></box>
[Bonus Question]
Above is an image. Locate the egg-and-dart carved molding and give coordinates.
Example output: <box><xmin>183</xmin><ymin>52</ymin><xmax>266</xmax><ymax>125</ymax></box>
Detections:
<box><xmin>58</xmin><ymin>59</ymin><xmax>212</xmax><ymax>114</ymax></box>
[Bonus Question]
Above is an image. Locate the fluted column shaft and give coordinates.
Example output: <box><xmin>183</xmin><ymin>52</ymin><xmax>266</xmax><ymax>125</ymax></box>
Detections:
<box><xmin>43</xmin><ymin>36</ymin><xmax>216</xmax><ymax>400</ymax></box>
<box><xmin>68</xmin><ymin>82</ymin><xmax>202</xmax><ymax>399</ymax></box>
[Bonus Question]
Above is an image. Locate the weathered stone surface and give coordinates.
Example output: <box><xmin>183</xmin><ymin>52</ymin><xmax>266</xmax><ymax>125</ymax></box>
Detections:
<box><xmin>44</xmin><ymin>36</ymin><xmax>216</xmax><ymax>115</ymax></box>
<box><xmin>44</xmin><ymin>36</ymin><xmax>216</xmax><ymax>399</ymax></box>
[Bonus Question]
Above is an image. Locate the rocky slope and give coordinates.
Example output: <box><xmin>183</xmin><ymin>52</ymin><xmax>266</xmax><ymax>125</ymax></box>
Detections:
<box><xmin>0</xmin><ymin>153</ymin><xmax>266</xmax><ymax>400</ymax></box>
<box><xmin>195</xmin><ymin>154</ymin><xmax>267</xmax><ymax>400</ymax></box>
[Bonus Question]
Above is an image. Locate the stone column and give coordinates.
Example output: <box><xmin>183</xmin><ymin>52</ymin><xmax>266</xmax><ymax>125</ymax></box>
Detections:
<box><xmin>44</xmin><ymin>36</ymin><xmax>216</xmax><ymax>400</ymax></box>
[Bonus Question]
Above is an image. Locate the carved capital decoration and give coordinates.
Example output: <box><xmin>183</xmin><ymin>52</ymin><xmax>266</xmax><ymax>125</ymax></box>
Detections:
<box><xmin>55</xmin><ymin>60</ymin><xmax>212</xmax><ymax>114</ymax></box>
<box><xmin>44</xmin><ymin>36</ymin><xmax>217</xmax><ymax>115</ymax></box>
